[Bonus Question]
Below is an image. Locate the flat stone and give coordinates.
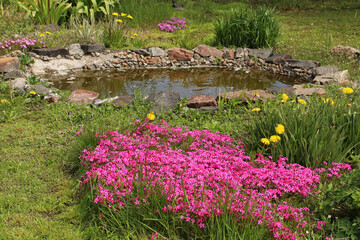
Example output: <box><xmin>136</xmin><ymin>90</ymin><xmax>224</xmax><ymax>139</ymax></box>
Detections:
<box><xmin>222</xmin><ymin>49</ymin><xmax>235</xmax><ymax>60</ymax></box>
<box><xmin>248</xmin><ymin>89</ymin><xmax>276</xmax><ymax>101</ymax></box>
<box><xmin>265</xmin><ymin>86</ymin><xmax>295</xmax><ymax>97</ymax></box>
<box><xmin>80</xmin><ymin>44</ymin><xmax>106</xmax><ymax>54</ymax></box>
<box><xmin>312</xmin><ymin>65</ymin><xmax>338</xmax><ymax>76</ymax></box>
<box><xmin>248</xmin><ymin>49</ymin><xmax>273</xmax><ymax>60</ymax></box>
<box><xmin>0</xmin><ymin>57</ymin><xmax>21</xmax><ymax>72</ymax></box>
<box><xmin>31</xmin><ymin>58</ymin><xmax>85</xmax><ymax>75</ymax></box>
<box><xmin>2</xmin><ymin>69</ymin><xmax>26</xmax><ymax>80</ymax></box>
<box><xmin>27</xmin><ymin>84</ymin><xmax>52</xmax><ymax>95</ymax></box>
<box><xmin>187</xmin><ymin>94</ymin><xmax>217</xmax><ymax>108</ymax></box>
<box><xmin>133</xmin><ymin>49</ymin><xmax>150</xmax><ymax>56</ymax></box>
<box><xmin>110</xmin><ymin>95</ymin><xmax>134</xmax><ymax>107</ymax></box>
<box><xmin>193</xmin><ymin>44</ymin><xmax>223</xmax><ymax>58</ymax></box>
<box><xmin>198</xmin><ymin>106</ymin><xmax>218</xmax><ymax>113</ymax></box>
<box><xmin>266</xmin><ymin>54</ymin><xmax>292</xmax><ymax>64</ymax></box>
<box><xmin>313</xmin><ymin>70</ymin><xmax>349</xmax><ymax>85</ymax></box>
<box><xmin>218</xmin><ymin>90</ymin><xmax>257</xmax><ymax>102</ymax></box>
<box><xmin>147</xmin><ymin>90</ymin><xmax>180</xmax><ymax>113</ymax></box>
<box><xmin>331</xmin><ymin>45</ymin><xmax>360</xmax><ymax>59</ymax></box>
<box><xmin>168</xmin><ymin>47</ymin><xmax>194</xmax><ymax>61</ymax></box>
<box><xmin>284</xmin><ymin>59</ymin><xmax>320</xmax><ymax>69</ymax></box>
<box><xmin>68</xmin><ymin>44</ymin><xmax>84</xmax><ymax>56</ymax></box>
<box><xmin>34</xmin><ymin>24</ymin><xmax>60</xmax><ymax>32</ymax></box>
<box><xmin>294</xmin><ymin>84</ymin><xmax>326</xmax><ymax>97</ymax></box>
<box><xmin>32</xmin><ymin>47</ymin><xmax>69</xmax><ymax>57</ymax></box>
<box><xmin>11</xmin><ymin>78</ymin><xmax>27</xmax><ymax>92</ymax></box>
<box><xmin>148</xmin><ymin>47</ymin><xmax>168</xmax><ymax>57</ymax></box>
<box><xmin>68</xmin><ymin>89</ymin><xmax>99</xmax><ymax>104</ymax></box>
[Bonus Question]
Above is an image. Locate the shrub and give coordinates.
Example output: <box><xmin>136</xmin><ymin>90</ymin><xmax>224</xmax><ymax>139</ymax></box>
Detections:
<box><xmin>214</xmin><ymin>7</ymin><xmax>280</xmax><ymax>48</ymax></box>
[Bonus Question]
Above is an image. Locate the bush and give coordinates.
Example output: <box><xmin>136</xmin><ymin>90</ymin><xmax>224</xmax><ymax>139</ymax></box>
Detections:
<box><xmin>214</xmin><ymin>6</ymin><xmax>280</xmax><ymax>48</ymax></box>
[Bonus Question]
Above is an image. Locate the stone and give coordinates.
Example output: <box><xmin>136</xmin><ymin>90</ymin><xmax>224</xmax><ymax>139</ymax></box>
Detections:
<box><xmin>68</xmin><ymin>89</ymin><xmax>99</xmax><ymax>104</ymax></box>
<box><xmin>313</xmin><ymin>70</ymin><xmax>349</xmax><ymax>85</ymax></box>
<box><xmin>331</xmin><ymin>45</ymin><xmax>360</xmax><ymax>59</ymax></box>
<box><xmin>10</xmin><ymin>78</ymin><xmax>27</xmax><ymax>92</ymax></box>
<box><xmin>235</xmin><ymin>48</ymin><xmax>245</xmax><ymax>59</ymax></box>
<box><xmin>133</xmin><ymin>49</ymin><xmax>150</xmax><ymax>56</ymax></box>
<box><xmin>187</xmin><ymin>94</ymin><xmax>217</xmax><ymax>108</ymax></box>
<box><xmin>32</xmin><ymin>47</ymin><xmax>69</xmax><ymax>57</ymax></box>
<box><xmin>312</xmin><ymin>65</ymin><xmax>338</xmax><ymax>76</ymax></box>
<box><xmin>168</xmin><ymin>47</ymin><xmax>194</xmax><ymax>61</ymax></box>
<box><xmin>80</xmin><ymin>44</ymin><xmax>106</xmax><ymax>54</ymax></box>
<box><xmin>248</xmin><ymin>89</ymin><xmax>276</xmax><ymax>101</ymax></box>
<box><xmin>0</xmin><ymin>57</ymin><xmax>21</xmax><ymax>72</ymax></box>
<box><xmin>193</xmin><ymin>44</ymin><xmax>223</xmax><ymax>58</ymax></box>
<box><xmin>31</xmin><ymin>58</ymin><xmax>85</xmax><ymax>75</ymax></box>
<box><xmin>218</xmin><ymin>90</ymin><xmax>257</xmax><ymax>102</ymax></box>
<box><xmin>284</xmin><ymin>59</ymin><xmax>320</xmax><ymax>69</ymax></box>
<box><xmin>27</xmin><ymin>84</ymin><xmax>53</xmax><ymax>95</ymax></box>
<box><xmin>2</xmin><ymin>69</ymin><xmax>26</xmax><ymax>80</ymax></box>
<box><xmin>148</xmin><ymin>47</ymin><xmax>168</xmax><ymax>57</ymax></box>
<box><xmin>34</xmin><ymin>24</ymin><xmax>60</xmax><ymax>32</ymax></box>
<box><xmin>248</xmin><ymin>49</ymin><xmax>273</xmax><ymax>60</ymax></box>
<box><xmin>198</xmin><ymin>106</ymin><xmax>218</xmax><ymax>113</ymax></box>
<box><xmin>266</xmin><ymin>54</ymin><xmax>292</xmax><ymax>64</ymax></box>
<box><xmin>147</xmin><ymin>90</ymin><xmax>180</xmax><ymax>113</ymax></box>
<box><xmin>110</xmin><ymin>95</ymin><xmax>134</xmax><ymax>108</ymax></box>
<box><xmin>68</xmin><ymin>44</ymin><xmax>84</xmax><ymax>56</ymax></box>
<box><xmin>265</xmin><ymin>86</ymin><xmax>295</xmax><ymax>97</ymax></box>
<box><xmin>294</xmin><ymin>84</ymin><xmax>326</xmax><ymax>97</ymax></box>
<box><xmin>222</xmin><ymin>49</ymin><xmax>235</xmax><ymax>60</ymax></box>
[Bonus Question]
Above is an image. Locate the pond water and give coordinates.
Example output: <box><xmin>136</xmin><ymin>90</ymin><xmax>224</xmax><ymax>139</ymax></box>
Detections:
<box><xmin>45</xmin><ymin>67</ymin><xmax>302</xmax><ymax>98</ymax></box>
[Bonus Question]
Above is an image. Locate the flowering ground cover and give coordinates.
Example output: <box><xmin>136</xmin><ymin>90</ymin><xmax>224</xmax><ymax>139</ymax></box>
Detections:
<box><xmin>79</xmin><ymin>120</ymin><xmax>351</xmax><ymax>239</ymax></box>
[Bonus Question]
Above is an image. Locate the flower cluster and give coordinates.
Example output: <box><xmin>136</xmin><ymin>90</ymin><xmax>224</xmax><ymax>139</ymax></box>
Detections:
<box><xmin>158</xmin><ymin>17</ymin><xmax>189</xmax><ymax>32</ymax></box>
<box><xmin>79</xmin><ymin>120</ymin><xmax>351</xmax><ymax>239</ymax></box>
<box><xmin>261</xmin><ymin>124</ymin><xmax>284</xmax><ymax>145</ymax></box>
<box><xmin>0</xmin><ymin>38</ymin><xmax>45</xmax><ymax>50</ymax></box>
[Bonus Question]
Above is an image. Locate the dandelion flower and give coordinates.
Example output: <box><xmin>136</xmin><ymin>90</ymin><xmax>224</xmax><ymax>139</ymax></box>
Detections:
<box><xmin>251</xmin><ymin>108</ymin><xmax>261</xmax><ymax>112</ymax></box>
<box><xmin>130</xmin><ymin>36</ymin><xmax>134</xmax><ymax>39</ymax></box>
<box><xmin>45</xmin><ymin>31</ymin><xmax>51</xmax><ymax>35</ymax></box>
<box><xmin>291</xmin><ymin>100</ymin><xmax>296</xmax><ymax>103</ymax></box>
<box><xmin>39</xmin><ymin>33</ymin><xmax>45</xmax><ymax>38</ymax></box>
<box><xmin>282</xmin><ymin>93</ymin><xmax>289</xmax><ymax>101</ymax></box>
<box><xmin>134</xmin><ymin>33</ymin><xmax>138</xmax><ymax>36</ymax></box>
<box><xmin>30</xmin><ymin>91</ymin><xmax>36</xmax><ymax>95</ymax></box>
<box><xmin>298</xmin><ymin>99</ymin><xmax>307</xmax><ymax>105</ymax></box>
<box><xmin>270</xmin><ymin>135</ymin><xmax>281</xmax><ymax>143</ymax></box>
<box><xmin>323</xmin><ymin>98</ymin><xmax>334</xmax><ymax>105</ymax></box>
<box><xmin>147</xmin><ymin>112</ymin><xmax>155</xmax><ymax>121</ymax></box>
<box><xmin>275</xmin><ymin>124</ymin><xmax>285</xmax><ymax>135</ymax></box>
<box><xmin>1</xmin><ymin>99</ymin><xmax>8</xmax><ymax>103</ymax></box>
<box><xmin>348</xmin><ymin>103</ymin><xmax>352</xmax><ymax>107</ymax></box>
<box><xmin>342</xmin><ymin>87</ymin><xmax>354</xmax><ymax>94</ymax></box>
<box><xmin>253</xmin><ymin>92</ymin><xmax>259</xmax><ymax>97</ymax></box>
<box><xmin>79</xmin><ymin>25</ymin><xmax>82</xmax><ymax>28</ymax></box>
<box><xmin>261</xmin><ymin>138</ymin><xmax>270</xmax><ymax>145</ymax></box>
<box><xmin>127</xmin><ymin>14</ymin><xmax>133</xmax><ymax>19</ymax></box>
<box><xmin>281</xmin><ymin>99</ymin><xmax>286</xmax><ymax>103</ymax></box>
<box><xmin>121</xmin><ymin>13</ymin><xmax>127</xmax><ymax>17</ymax></box>
<box><xmin>117</xmin><ymin>19</ymin><xmax>123</xmax><ymax>23</ymax></box>
<box><xmin>112</xmin><ymin>12</ymin><xmax>118</xmax><ymax>16</ymax></box>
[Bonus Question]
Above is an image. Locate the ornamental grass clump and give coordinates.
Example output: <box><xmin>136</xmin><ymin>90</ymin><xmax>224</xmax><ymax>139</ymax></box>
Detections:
<box><xmin>158</xmin><ymin>17</ymin><xmax>189</xmax><ymax>32</ymax></box>
<box><xmin>79</xmin><ymin>120</ymin><xmax>351</xmax><ymax>239</ymax></box>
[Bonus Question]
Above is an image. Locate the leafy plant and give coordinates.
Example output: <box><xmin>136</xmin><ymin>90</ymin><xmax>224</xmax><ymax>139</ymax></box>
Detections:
<box><xmin>102</xmin><ymin>11</ymin><xmax>133</xmax><ymax>48</ymax></box>
<box><xmin>71</xmin><ymin>0</ymin><xmax>114</xmax><ymax>24</ymax></box>
<box><xmin>26</xmin><ymin>75</ymin><xmax>52</xmax><ymax>87</ymax></box>
<box><xmin>17</xmin><ymin>0</ymin><xmax>72</xmax><ymax>25</ymax></box>
<box><xmin>69</xmin><ymin>15</ymin><xmax>104</xmax><ymax>44</ymax></box>
<box><xmin>214</xmin><ymin>6</ymin><xmax>280</xmax><ymax>48</ymax></box>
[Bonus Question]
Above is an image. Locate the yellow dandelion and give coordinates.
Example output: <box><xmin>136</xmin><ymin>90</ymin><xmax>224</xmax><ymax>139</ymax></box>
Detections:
<box><xmin>261</xmin><ymin>138</ymin><xmax>270</xmax><ymax>145</ymax></box>
<box><xmin>342</xmin><ymin>87</ymin><xmax>354</xmax><ymax>94</ymax></box>
<box><xmin>134</xmin><ymin>33</ymin><xmax>138</xmax><ymax>36</ymax></box>
<box><xmin>79</xmin><ymin>25</ymin><xmax>82</xmax><ymax>28</ymax></box>
<box><xmin>281</xmin><ymin>99</ymin><xmax>286</xmax><ymax>103</ymax></box>
<box><xmin>291</xmin><ymin>100</ymin><xmax>296</xmax><ymax>103</ymax></box>
<box><xmin>29</xmin><ymin>91</ymin><xmax>36</xmax><ymax>95</ymax></box>
<box><xmin>275</xmin><ymin>124</ymin><xmax>285</xmax><ymax>135</ymax></box>
<box><xmin>282</xmin><ymin>93</ymin><xmax>289</xmax><ymax>101</ymax></box>
<box><xmin>130</xmin><ymin>36</ymin><xmax>134</xmax><ymax>39</ymax></box>
<box><xmin>270</xmin><ymin>135</ymin><xmax>281</xmax><ymax>143</ymax></box>
<box><xmin>112</xmin><ymin>12</ymin><xmax>118</xmax><ymax>16</ymax></box>
<box><xmin>147</xmin><ymin>112</ymin><xmax>155</xmax><ymax>121</ymax></box>
<box><xmin>251</xmin><ymin>108</ymin><xmax>261</xmax><ymax>112</ymax></box>
<box><xmin>253</xmin><ymin>92</ymin><xmax>259</xmax><ymax>97</ymax></box>
<box><xmin>45</xmin><ymin>31</ymin><xmax>51</xmax><ymax>35</ymax></box>
<box><xmin>127</xmin><ymin>14</ymin><xmax>133</xmax><ymax>19</ymax></box>
<box><xmin>117</xmin><ymin>19</ymin><xmax>123</xmax><ymax>23</ymax></box>
<box><xmin>298</xmin><ymin>99</ymin><xmax>307</xmax><ymax>105</ymax></box>
<box><xmin>1</xmin><ymin>99</ymin><xmax>8</xmax><ymax>103</ymax></box>
<box><xmin>39</xmin><ymin>33</ymin><xmax>45</xmax><ymax>38</ymax></box>
<box><xmin>121</xmin><ymin>13</ymin><xmax>127</xmax><ymax>17</ymax></box>
<box><xmin>322</xmin><ymin>98</ymin><xmax>334</xmax><ymax>105</ymax></box>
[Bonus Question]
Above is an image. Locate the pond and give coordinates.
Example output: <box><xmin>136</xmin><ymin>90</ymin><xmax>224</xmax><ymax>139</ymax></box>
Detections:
<box><xmin>44</xmin><ymin>67</ymin><xmax>302</xmax><ymax>98</ymax></box>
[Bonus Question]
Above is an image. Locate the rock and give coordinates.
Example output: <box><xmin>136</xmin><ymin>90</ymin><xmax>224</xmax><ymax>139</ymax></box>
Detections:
<box><xmin>168</xmin><ymin>47</ymin><xmax>194</xmax><ymax>61</ymax></box>
<box><xmin>187</xmin><ymin>94</ymin><xmax>217</xmax><ymax>108</ymax></box>
<box><xmin>34</xmin><ymin>24</ymin><xmax>60</xmax><ymax>32</ymax></box>
<box><xmin>294</xmin><ymin>84</ymin><xmax>326</xmax><ymax>97</ymax></box>
<box><xmin>248</xmin><ymin>89</ymin><xmax>276</xmax><ymax>101</ymax></box>
<box><xmin>197</xmin><ymin>106</ymin><xmax>218</xmax><ymax>113</ymax></box>
<box><xmin>32</xmin><ymin>47</ymin><xmax>69</xmax><ymax>57</ymax></box>
<box><xmin>80</xmin><ymin>44</ymin><xmax>106</xmax><ymax>54</ymax></box>
<box><xmin>193</xmin><ymin>44</ymin><xmax>223</xmax><ymax>58</ymax></box>
<box><xmin>31</xmin><ymin>58</ymin><xmax>85</xmax><ymax>75</ymax></box>
<box><xmin>2</xmin><ymin>69</ymin><xmax>27</xmax><ymax>80</ymax></box>
<box><xmin>312</xmin><ymin>65</ymin><xmax>338</xmax><ymax>76</ymax></box>
<box><xmin>265</xmin><ymin>86</ymin><xmax>295</xmax><ymax>97</ymax></box>
<box><xmin>313</xmin><ymin>70</ymin><xmax>349</xmax><ymax>85</ymax></box>
<box><xmin>0</xmin><ymin>57</ymin><xmax>21</xmax><ymax>72</ymax></box>
<box><xmin>222</xmin><ymin>49</ymin><xmax>235</xmax><ymax>60</ymax></box>
<box><xmin>68</xmin><ymin>89</ymin><xmax>99</xmax><ymax>104</ymax></box>
<box><xmin>234</xmin><ymin>48</ymin><xmax>245</xmax><ymax>59</ymax></box>
<box><xmin>110</xmin><ymin>95</ymin><xmax>134</xmax><ymax>108</ymax></box>
<box><xmin>147</xmin><ymin>90</ymin><xmax>180</xmax><ymax>113</ymax></box>
<box><xmin>133</xmin><ymin>49</ymin><xmax>150</xmax><ymax>56</ymax></box>
<box><xmin>148</xmin><ymin>47</ymin><xmax>168</xmax><ymax>57</ymax></box>
<box><xmin>68</xmin><ymin>44</ymin><xmax>84</xmax><ymax>57</ymax></box>
<box><xmin>331</xmin><ymin>45</ymin><xmax>360</xmax><ymax>59</ymax></box>
<box><xmin>49</xmin><ymin>96</ymin><xmax>60</xmax><ymax>103</ymax></box>
<box><xmin>248</xmin><ymin>49</ymin><xmax>273</xmax><ymax>60</ymax></box>
<box><xmin>27</xmin><ymin>84</ymin><xmax>53</xmax><ymax>95</ymax></box>
<box><xmin>266</xmin><ymin>54</ymin><xmax>292</xmax><ymax>64</ymax></box>
<box><xmin>283</xmin><ymin>59</ymin><xmax>320</xmax><ymax>69</ymax></box>
<box><xmin>218</xmin><ymin>90</ymin><xmax>257</xmax><ymax>102</ymax></box>
<box><xmin>10</xmin><ymin>78</ymin><xmax>27</xmax><ymax>92</ymax></box>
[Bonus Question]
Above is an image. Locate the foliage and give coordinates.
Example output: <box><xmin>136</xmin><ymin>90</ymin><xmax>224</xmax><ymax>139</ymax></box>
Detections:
<box><xmin>245</xmin><ymin>89</ymin><xmax>360</xmax><ymax>168</ymax></box>
<box><xmin>16</xmin><ymin>0</ymin><xmax>72</xmax><ymax>25</ymax></box>
<box><xmin>102</xmin><ymin>12</ymin><xmax>133</xmax><ymax>48</ymax></box>
<box><xmin>26</xmin><ymin>76</ymin><xmax>52</xmax><ymax>87</ymax></box>
<box><xmin>69</xmin><ymin>16</ymin><xmax>104</xmax><ymax>44</ymax></box>
<box><xmin>71</xmin><ymin>0</ymin><xmax>114</xmax><ymax>24</ymax></box>
<box><xmin>214</xmin><ymin>6</ymin><xmax>280</xmax><ymax>48</ymax></box>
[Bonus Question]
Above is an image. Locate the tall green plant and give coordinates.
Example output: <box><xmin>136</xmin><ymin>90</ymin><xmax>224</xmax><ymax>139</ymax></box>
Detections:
<box><xmin>72</xmin><ymin>0</ymin><xmax>114</xmax><ymax>24</ymax></box>
<box><xmin>214</xmin><ymin>7</ymin><xmax>280</xmax><ymax>48</ymax></box>
<box><xmin>17</xmin><ymin>0</ymin><xmax>72</xmax><ymax>25</ymax></box>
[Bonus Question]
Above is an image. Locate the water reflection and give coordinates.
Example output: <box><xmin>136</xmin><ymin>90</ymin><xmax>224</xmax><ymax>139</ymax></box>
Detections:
<box><xmin>46</xmin><ymin>67</ymin><xmax>301</xmax><ymax>98</ymax></box>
